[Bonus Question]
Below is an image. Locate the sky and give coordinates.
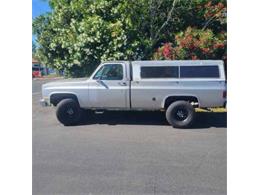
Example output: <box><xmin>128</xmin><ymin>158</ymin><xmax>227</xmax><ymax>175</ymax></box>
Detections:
<box><xmin>32</xmin><ymin>0</ymin><xmax>51</xmax><ymax>42</ymax></box>
<box><xmin>32</xmin><ymin>0</ymin><xmax>51</xmax><ymax>19</ymax></box>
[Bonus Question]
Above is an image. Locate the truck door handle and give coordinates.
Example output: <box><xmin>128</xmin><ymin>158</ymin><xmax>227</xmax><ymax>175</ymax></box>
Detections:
<box><xmin>118</xmin><ymin>82</ymin><xmax>127</xmax><ymax>86</ymax></box>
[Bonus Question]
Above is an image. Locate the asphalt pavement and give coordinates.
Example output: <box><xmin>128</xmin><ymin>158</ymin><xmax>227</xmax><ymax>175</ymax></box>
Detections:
<box><xmin>32</xmin><ymin>79</ymin><xmax>227</xmax><ymax>195</ymax></box>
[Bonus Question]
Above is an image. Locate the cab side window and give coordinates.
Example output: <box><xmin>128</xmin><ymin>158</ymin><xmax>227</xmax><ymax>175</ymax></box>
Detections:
<box><xmin>93</xmin><ymin>66</ymin><xmax>104</xmax><ymax>80</ymax></box>
<box><xmin>94</xmin><ymin>64</ymin><xmax>123</xmax><ymax>80</ymax></box>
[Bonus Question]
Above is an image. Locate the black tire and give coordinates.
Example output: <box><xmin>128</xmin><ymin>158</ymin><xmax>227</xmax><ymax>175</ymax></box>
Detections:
<box><xmin>166</xmin><ymin>101</ymin><xmax>195</xmax><ymax>128</ymax></box>
<box><xmin>56</xmin><ymin>98</ymin><xmax>82</xmax><ymax>126</ymax></box>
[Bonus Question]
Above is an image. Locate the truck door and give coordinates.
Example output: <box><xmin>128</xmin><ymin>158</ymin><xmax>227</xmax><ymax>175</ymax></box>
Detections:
<box><xmin>88</xmin><ymin>63</ymin><xmax>129</xmax><ymax>108</ymax></box>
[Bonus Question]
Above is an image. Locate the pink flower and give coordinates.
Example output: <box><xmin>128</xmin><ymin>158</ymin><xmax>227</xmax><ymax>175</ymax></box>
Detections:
<box><xmin>162</xmin><ymin>43</ymin><xmax>172</xmax><ymax>59</ymax></box>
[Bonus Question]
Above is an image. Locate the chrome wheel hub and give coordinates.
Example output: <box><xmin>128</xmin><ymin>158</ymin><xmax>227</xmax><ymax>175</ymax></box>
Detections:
<box><xmin>66</xmin><ymin>108</ymin><xmax>74</xmax><ymax>115</ymax></box>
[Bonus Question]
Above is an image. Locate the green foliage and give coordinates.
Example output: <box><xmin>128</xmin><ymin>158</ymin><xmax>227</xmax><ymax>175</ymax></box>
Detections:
<box><xmin>32</xmin><ymin>41</ymin><xmax>37</xmax><ymax>57</ymax></box>
<box><xmin>33</xmin><ymin>0</ymin><xmax>226</xmax><ymax>77</ymax></box>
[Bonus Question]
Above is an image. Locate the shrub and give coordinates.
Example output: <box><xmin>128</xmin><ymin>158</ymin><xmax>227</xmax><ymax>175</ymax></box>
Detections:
<box><xmin>153</xmin><ymin>27</ymin><xmax>226</xmax><ymax>61</ymax></box>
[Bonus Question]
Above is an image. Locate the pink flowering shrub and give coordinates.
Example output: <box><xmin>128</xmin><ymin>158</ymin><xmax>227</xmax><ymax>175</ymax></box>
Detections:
<box><xmin>153</xmin><ymin>27</ymin><xmax>226</xmax><ymax>61</ymax></box>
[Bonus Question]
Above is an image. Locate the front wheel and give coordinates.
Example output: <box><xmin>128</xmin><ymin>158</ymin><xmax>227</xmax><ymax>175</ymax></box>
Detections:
<box><xmin>166</xmin><ymin>101</ymin><xmax>195</xmax><ymax>128</ymax></box>
<box><xmin>56</xmin><ymin>98</ymin><xmax>82</xmax><ymax>126</ymax></box>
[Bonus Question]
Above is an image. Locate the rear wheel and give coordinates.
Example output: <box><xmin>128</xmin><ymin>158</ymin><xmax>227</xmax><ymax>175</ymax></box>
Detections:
<box><xmin>166</xmin><ymin>101</ymin><xmax>195</xmax><ymax>128</ymax></box>
<box><xmin>56</xmin><ymin>99</ymin><xmax>82</xmax><ymax>126</ymax></box>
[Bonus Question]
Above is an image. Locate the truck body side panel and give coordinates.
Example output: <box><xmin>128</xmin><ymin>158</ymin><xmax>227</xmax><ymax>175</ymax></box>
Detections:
<box><xmin>130</xmin><ymin>80</ymin><xmax>226</xmax><ymax>109</ymax></box>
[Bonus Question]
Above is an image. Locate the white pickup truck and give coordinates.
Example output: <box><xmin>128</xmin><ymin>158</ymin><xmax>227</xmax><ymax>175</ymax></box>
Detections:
<box><xmin>41</xmin><ymin>60</ymin><xmax>226</xmax><ymax>128</ymax></box>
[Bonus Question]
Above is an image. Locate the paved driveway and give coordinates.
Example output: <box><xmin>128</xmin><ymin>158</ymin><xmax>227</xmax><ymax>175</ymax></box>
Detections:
<box><xmin>33</xmin><ymin>79</ymin><xmax>226</xmax><ymax>195</ymax></box>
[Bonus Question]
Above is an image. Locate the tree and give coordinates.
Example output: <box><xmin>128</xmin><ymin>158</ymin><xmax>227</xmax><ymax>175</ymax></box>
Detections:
<box><xmin>32</xmin><ymin>41</ymin><xmax>37</xmax><ymax>57</ymax></box>
<box><xmin>33</xmin><ymin>0</ymin><xmax>148</xmax><ymax>77</ymax></box>
<box><xmin>33</xmin><ymin>0</ymin><xmax>226</xmax><ymax>77</ymax></box>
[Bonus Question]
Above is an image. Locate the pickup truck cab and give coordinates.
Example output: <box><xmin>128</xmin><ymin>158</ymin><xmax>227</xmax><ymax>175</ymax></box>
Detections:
<box><xmin>41</xmin><ymin>60</ymin><xmax>226</xmax><ymax>128</ymax></box>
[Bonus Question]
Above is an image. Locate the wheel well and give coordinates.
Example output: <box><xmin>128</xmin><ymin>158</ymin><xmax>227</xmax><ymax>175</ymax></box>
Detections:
<box><xmin>50</xmin><ymin>93</ymin><xmax>79</xmax><ymax>106</ymax></box>
<box><xmin>164</xmin><ymin>96</ymin><xmax>199</xmax><ymax>109</ymax></box>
